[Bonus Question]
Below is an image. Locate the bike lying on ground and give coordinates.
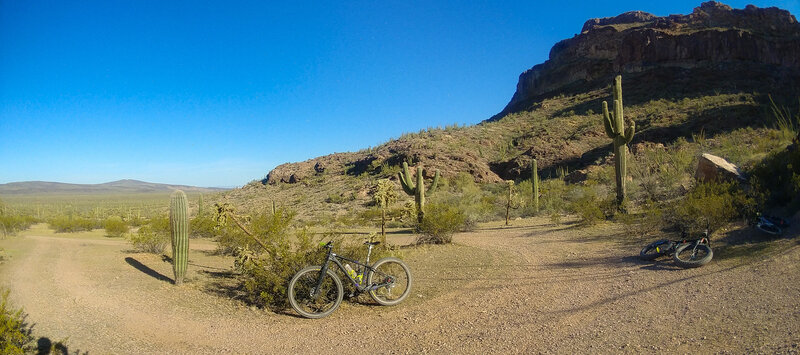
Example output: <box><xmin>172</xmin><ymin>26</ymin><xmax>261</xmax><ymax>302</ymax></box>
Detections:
<box><xmin>751</xmin><ymin>213</ymin><xmax>790</xmax><ymax>236</ymax></box>
<box><xmin>640</xmin><ymin>230</ymin><xmax>713</xmax><ymax>268</ymax></box>
<box><xmin>288</xmin><ymin>240</ymin><xmax>412</xmax><ymax>319</ymax></box>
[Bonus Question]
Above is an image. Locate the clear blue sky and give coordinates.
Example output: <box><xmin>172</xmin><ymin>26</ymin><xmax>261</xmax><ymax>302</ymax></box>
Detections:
<box><xmin>2</xmin><ymin>0</ymin><xmax>797</xmax><ymax>187</ymax></box>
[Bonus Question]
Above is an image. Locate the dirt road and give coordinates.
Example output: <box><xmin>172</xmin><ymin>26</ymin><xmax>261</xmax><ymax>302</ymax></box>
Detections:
<box><xmin>2</xmin><ymin>219</ymin><xmax>799</xmax><ymax>353</ymax></box>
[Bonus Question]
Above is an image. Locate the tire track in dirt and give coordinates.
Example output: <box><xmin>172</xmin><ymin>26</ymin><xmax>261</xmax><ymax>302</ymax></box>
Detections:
<box><xmin>3</xmin><ymin>219</ymin><xmax>800</xmax><ymax>353</ymax></box>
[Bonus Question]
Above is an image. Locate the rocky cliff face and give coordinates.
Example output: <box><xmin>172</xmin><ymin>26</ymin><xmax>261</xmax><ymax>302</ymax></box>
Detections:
<box><xmin>492</xmin><ymin>1</ymin><xmax>800</xmax><ymax>119</ymax></box>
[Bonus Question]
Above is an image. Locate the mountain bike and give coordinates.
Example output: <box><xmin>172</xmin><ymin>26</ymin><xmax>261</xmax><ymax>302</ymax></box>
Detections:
<box><xmin>640</xmin><ymin>230</ymin><xmax>713</xmax><ymax>268</ymax></box>
<box><xmin>751</xmin><ymin>213</ymin><xmax>790</xmax><ymax>236</ymax></box>
<box><xmin>287</xmin><ymin>240</ymin><xmax>412</xmax><ymax>319</ymax></box>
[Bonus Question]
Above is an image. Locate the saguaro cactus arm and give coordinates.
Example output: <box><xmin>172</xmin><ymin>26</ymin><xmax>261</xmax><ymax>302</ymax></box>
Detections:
<box><xmin>398</xmin><ymin>162</ymin><xmax>416</xmax><ymax>195</ymax></box>
<box><xmin>427</xmin><ymin>170</ymin><xmax>440</xmax><ymax>194</ymax></box>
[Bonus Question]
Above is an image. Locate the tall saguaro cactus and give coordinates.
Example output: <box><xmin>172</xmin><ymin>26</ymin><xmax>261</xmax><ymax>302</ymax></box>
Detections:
<box><xmin>170</xmin><ymin>190</ymin><xmax>189</xmax><ymax>284</ymax></box>
<box><xmin>531</xmin><ymin>159</ymin><xmax>540</xmax><ymax>213</ymax></box>
<box><xmin>398</xmin><ymin>162</ymin><xmax>440</xmax><ymax>224</ymax></box>
<box><xmin>601</xmin><ymin>75</ymin><xmax>635</xmax><ymax>207</ymax></box>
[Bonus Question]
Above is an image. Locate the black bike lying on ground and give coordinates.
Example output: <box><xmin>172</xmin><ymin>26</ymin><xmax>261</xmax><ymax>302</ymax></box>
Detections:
<box><xmin>751</xmin><ymin>213</ymin><xmax>790</xmax><ymax>236</ymax></box>
<box><xmin>288</xmin><ymin>240</ymin><xmax>412</xmax><ymax>319</ymax></box>
<box><xmin>640</xmin><ymin>230</ymin><xmax>713</xmax><ymax>268</ymax></box>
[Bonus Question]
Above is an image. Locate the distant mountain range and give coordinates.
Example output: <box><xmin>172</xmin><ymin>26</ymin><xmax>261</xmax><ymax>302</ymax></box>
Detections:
<box><xmin>0</xmin><ymin>179</ymin><xmax>228</xmax><ymax>195</ymax></box>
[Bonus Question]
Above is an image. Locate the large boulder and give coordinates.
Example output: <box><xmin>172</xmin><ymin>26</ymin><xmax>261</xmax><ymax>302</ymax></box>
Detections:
<box><xmin>695</xmin><ymin>153</ymin><xmax>744</xmax><ymax>183</ymax></box>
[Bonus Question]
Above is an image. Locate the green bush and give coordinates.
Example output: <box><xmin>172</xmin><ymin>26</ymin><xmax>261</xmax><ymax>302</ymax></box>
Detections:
<box><xmin>48</xmin><ymin>215</ymin><xmax>95</xmax><ymax>233</ymax></box>
<box><xmin>216</xmin><ymin>209</ymin><xmax>295</xmax><ymax>255</ymax></box>
<box><xmin>230</xmin><ymin>209</ymin><xmax>397</xmax><ymax>310</ymax></box>
<box><xmin>666</xmin><ymin>181</ymin><xmax>754</xmax><ymax>234</ymax></box>
<box><xmin>235</xmin><ymin>229</ymin><xmax>325</xmax><ymax>310</ymax></box>
<box><xmin>128</xmin><ymin>217</ymin><xmax>170</xmax><ymax>254</ymax></box>
<box><xmin>0</xmin><ymin>213</ymin><xmax>36</xmax><ymax>238</ymax></box>
<box><xmin>190</xmin><ymin>214</ymin><xmax>218</xmax><ymax>239</ymax></box>
<box><xmin>750</xmin><ymin>143</ymin><xmax>800</xmax><ymax>211</ymax></box>
<box><xmin>416</xmin><ymin>203</ymin><xmax>466</xmax><ymax>244</ymax></box>
<box><xmin>103</xmin><ymin>216</ymin><xmax>129</xmax><ymax>237</ymax></box>
<box><xmin>0</xmin><ymin>289</ymin><xmax>34</xmax><ymax>354</ymax></box>
<box><xmin>568</xmin><ymin>187</ymin><xmax>604</xmax><ymax>225</ymax></box>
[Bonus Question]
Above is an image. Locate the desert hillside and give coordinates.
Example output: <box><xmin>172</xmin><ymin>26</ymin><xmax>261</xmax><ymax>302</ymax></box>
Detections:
<box><xmin>222</xmin><ymin>1</ymin><xmax>799</xmax><ymax>220</ymax></box>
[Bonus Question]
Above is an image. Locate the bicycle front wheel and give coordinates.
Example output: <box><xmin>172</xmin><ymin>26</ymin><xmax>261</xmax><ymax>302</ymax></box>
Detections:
<box><xmin>367</xmin><ymin>257</ymin><xmax>412</xmax><ymax>306</ymax></box>
<box><xmin>288</xmin><ymin>266</ymin><xmax>343</xmax><ymax>319</ymax></box>
<box><xmin>673</xmin><ymin>243</ymin><xmax>713</xmax><ymax>268</ymax></box>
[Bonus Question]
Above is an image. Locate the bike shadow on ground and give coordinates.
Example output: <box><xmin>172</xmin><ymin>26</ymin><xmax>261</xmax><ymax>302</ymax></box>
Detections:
<box><xmin>124</xmin><ymin>257</ymin><xmax>174</xmax><ymax>284</ymax></box>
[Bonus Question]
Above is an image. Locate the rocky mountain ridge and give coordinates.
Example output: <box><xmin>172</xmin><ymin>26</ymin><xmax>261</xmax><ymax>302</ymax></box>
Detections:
<box><xmin>492</xmin><ymin>1</ymin><xmax>800</xmax><ymax>119</ymax></box>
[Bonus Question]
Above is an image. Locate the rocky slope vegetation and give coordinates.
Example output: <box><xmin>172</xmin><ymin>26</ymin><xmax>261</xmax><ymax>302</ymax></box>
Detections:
<box><xmin>228</xmin><ymin>1</ymin><xmax>799</xmax><ymax>218</ymax></box>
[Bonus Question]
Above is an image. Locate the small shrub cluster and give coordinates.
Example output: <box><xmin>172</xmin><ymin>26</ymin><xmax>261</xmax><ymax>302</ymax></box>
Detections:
<box><xmin>103</xmin><ymin>216</ymin><xmax>129</xmax><ymax>237</ymax></box>
<box><xmin>0</xmin><ymin>289</ymin><xmax>34</xmax><ymax>354</ymax></box>
<box><xmin>567</xmin><ymin>186</ymin><xmax>616</xmax><ymax>225</ymax></box>
<box><xmin>215</xmin><ymin>209</ymin><xmax>295</xmax><ymax>255</ymax></box>
<box><xmin>128</xmin><ymin>216</ymin><xmax>170</xmax><ymax>254</ymax></box>
<box><xmin>416</xmin><ymin>202</ymin><xmax>467</xmax><ymax>244</ymax></box>
<box><xmin>665</xmin><ymin>181</ymin><xmax>755</xmax><ymax>234</ymax></box>
<box><xmin>0</xmin><ymin>213</ymin><xmax>36</xmax><ymax>238</ymax></box>
<box><xmin>750</xmin><ymin>143</ymin><xmax>800</xmax><ymax>211</ymax></box>
<box><xmin>190</xmin><ymin>214</ymin><xmax>218</xmax><ymax>239</ymax></box>
<box><xmin>48</xmin><ymin>215</ymin><xmax>96</xmax><ymax>233</ymax></box>
<box><xmin>230</xmin><ymin>210</ymin><xmax>396</xmax><ymax>310</ymax></box>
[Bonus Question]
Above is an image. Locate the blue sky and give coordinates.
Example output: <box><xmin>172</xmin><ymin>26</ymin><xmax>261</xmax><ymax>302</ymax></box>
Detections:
<box><xmin>2</xmin><ymin>1</ymin><xmax>797</xmax><ymax>187</ymax></box>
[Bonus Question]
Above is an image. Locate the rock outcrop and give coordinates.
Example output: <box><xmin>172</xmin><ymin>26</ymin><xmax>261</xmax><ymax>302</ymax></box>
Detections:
<box><xmin>695</xmin><ymin>153</ymin><xmax>745</xmax><ymax>182</ymax></box>
<box><xmin>492</xmin><ymin>1</ymin><xmax>800</xmax><ymax>119</ymax></box>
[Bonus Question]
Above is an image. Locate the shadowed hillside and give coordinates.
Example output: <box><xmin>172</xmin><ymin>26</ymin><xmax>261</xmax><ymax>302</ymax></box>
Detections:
<box><xmin>223</xmin><ymin>1</ymin><xmax>800</xmax><ymax>221</ymax></box>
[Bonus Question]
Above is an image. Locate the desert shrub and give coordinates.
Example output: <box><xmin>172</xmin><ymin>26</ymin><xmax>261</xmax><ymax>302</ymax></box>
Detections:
<box><xmin>128</xmin><ymin>216</ymin><xmax>170</xmax><ymax>254</ymax></box>
<box><xmin>617</xmin><ymin>199</ymin><xmax>665</xmax><ymax>238</ymax></box>
<box><xmin>0</xmin><ymin>289</ymin><xmax>35</xmax><ymax>354</ymax></box>
<box><xmin>568</xmin><ymin>187</ymin><xmax>604</xmax><ymax>225</ymax></box>
<box><xmin>665</xmin><ymin>181</ymin><xmax>754</xmax><ymax>234</ymax></box>
<box><xmin>416</xmin><ymin>203</ymin><xmax>466</xmax><ymax>244</ymax></box>
<box><xmin>235</xmin><ymin>228</ymin><xmax>325</xmax><ymax>310</ymax></box>
<box><xmin>103</xmin><ymin>216</ymin><xmax>129</xmax><ymax>237</ymax></box>
<box><xmin>539</xmin><ymin>178</ymin><xmax>569</xmax><ymax>215</ymax></box>
<box><xmin>750</xmin><ymin>142</ymin><xmax>800</xmax><ymax>211</ymax></box>
<box><xmin>190</xmin><ymin>214</ymin><xmax>217</xmax><ymax>239</ymax></box>
<box><xmin>0</xmin><ymin>213</ymin><xmax>36</xmax><ymax>238</ymax></box>
<box><xmin>48</xmin><ymin>215</ymin><xmax>95</xmax><ymax>233</ymax></box>
<box><xmin>215</xmin><ymin>209</ymin><xmax>296</xmax><ymax>255</ymax></box>
<box><xmin>233</xmin><ymin>216</ymin><xmax>396</xmax><ymax>310</ymax></box>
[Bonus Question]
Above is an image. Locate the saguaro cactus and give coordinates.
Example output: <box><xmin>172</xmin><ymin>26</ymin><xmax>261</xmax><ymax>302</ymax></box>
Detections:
<box><xmin>601</xmin><ymin>75</ymin><xmax>635</xmax><ymax>207</ymax></box>
<box><xmin>170</xmin><ymin>190</ymin><xmax>189</xmax><ymax>284</ymax></box>
<box><xmin>531</xmin><ymin>159</ymin><xmax>540</xmax><ymax>214</ymax></box>
<box><xmin>398</xmin><ymin>162</ymin><xmax>440</xmax><ymax>224</ymax></box>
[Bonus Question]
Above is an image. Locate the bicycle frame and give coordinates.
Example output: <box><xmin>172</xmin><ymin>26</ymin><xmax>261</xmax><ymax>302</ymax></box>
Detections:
<box><xmin>311</xmin><ymin>242</ymin><xmax>392</xmax><ymax>298</ymax></box>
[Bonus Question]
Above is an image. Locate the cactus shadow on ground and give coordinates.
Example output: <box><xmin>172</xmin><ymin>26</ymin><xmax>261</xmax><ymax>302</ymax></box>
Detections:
<box><xmin>124</xmin><ymin>257</ymin><xmax>173</xmax><ymax>284</ymax></box>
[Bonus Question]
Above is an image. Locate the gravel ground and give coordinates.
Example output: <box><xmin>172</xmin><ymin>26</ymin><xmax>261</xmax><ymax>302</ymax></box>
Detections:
<box><xmin>2</xmin><ymin>217</ymin><xmax>799</xmax><ymax>354</ymax></box>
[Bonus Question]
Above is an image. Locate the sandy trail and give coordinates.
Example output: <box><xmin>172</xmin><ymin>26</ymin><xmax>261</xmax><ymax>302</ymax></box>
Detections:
<box><xmin>2</xmin><ymin>219</ymin><xmax>799</xmax><ymax>353</ymax></box>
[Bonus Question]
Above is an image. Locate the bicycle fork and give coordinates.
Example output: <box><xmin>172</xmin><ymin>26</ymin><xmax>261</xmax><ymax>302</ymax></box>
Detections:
<box><xmin>311</xmin><ymin>261</ymin><xmax>332</xmax><ymax>299</ymax></box>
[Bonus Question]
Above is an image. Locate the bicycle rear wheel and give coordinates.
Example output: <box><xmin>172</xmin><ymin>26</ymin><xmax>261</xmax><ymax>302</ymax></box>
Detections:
<box><xmin>673</xmin><ymin>243</ymin><xmax>713</xmax><ymax>268</ymax></box>
<box><xmin>288</xmin><ymin>266</ymin><xmax>343</xmax><ymax>319</ymax></box>
<box><xmin>756</xmin><ymin>222</ymin><xmax>782</xmax><ymax>236</ymax></box>
<box><xmin>367</xmin><ymin>257</ymin><xmax>412</xmax><ymax>306</ymax></box>
<box><xmin>639</xmin><ymin>239</ymin><xmax>673</xmax><ymax>260</ymax></box>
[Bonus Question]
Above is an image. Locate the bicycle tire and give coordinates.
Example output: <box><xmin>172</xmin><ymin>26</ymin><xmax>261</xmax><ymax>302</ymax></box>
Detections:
<box><xmin>639</xmin><ymin>239</ymin><xmax>673</xmax><ymax>260</ymax></box>
<box><xmin>756</xmin><ymin>223</ymin><xmax>782</xmax><ymax>236</ymax></box>
<box><xmin>673</xmin><ymin>243</ymin><xmax>713</xmax><ymax>268</ymax></box>
<box><xmin>367</xmin><ymin>257</ymin><xmax>412</xmax><ymax>306</ymax></box>
<box><xmin>288</xmin><ymin>266</ymin><xmax>343</xmax><ymax>319</ymax></box>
